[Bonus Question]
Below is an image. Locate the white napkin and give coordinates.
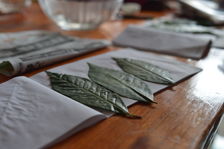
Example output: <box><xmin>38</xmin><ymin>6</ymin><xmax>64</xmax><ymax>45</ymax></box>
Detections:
<box><xmin>32</xmin><ymin>48</ymin><xmax>202</xmax><ymax>107</ymax></box>
<box><xmin>0</xmin><ymin>77</ymin><xmax>105</xmax><ymax>149</ymax></box>
<box><xmin>113</xmin><ymin>26</ymin><xmax>212</xmax><ymax>59</ymax></box>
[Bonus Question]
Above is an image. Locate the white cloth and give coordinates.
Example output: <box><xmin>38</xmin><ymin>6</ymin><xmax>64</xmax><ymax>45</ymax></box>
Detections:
<box><xmin>113</xmin><ymin>26</ymin><xmax>212</xmax><ymax>59</ymax></box>
<box><xmin>0</xmin><ymin>77</ymin><xmax>105</xmax><ymax>149</ymax></box>
<box><xmin>32</xmin><ymin>48</ymin><xmax>202</xmax><ymax>106</ymax></box>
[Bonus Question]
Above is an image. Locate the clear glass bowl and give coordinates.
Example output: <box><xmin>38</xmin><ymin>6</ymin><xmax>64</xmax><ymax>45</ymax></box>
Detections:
<box><xmin>38</xmin><ymin>0</ymin><xmax>123</xmax><ymax>30</ymax></box>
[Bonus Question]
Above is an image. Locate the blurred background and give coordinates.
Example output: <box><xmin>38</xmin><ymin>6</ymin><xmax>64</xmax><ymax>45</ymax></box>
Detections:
<box><xmin>122</xmin><ymin>0</ymin><xmax>224</xmax><ymax>26</ymax></box>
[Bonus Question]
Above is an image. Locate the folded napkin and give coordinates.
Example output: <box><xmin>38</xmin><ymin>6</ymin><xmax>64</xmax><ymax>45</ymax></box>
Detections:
<box><xmin>32</xmin><ymin>48</ymin><xmax>202</xmax><ymax>106</ymax></box>
<box><xmin>0</xmin><ymin>77</ymin><xmax>105</xmax><ymax>149</ymax></box>
<box><xmin>113</xmin><ymin>26</ymin><xmax>212</xmax><ymax>59</ymax></box>
<box><xmin>143</xmin><ymin>17</ymin><xmax>224</xmax><ymax>49</ymax></box>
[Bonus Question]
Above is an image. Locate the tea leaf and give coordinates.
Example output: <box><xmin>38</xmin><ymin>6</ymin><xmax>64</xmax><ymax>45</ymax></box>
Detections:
<box><xmin>0</xmin><ymin>61</ymin><xmax>14</xmax><ymax>76</ymax></box>
<box><xmin>88</xmin><ymin>63</ymin><xmax>155</xmax><ymax>103</ymax></box>
<box><xmin>113</xmin><ymin>58</ymin><xmax>174</xmax><ymax>85</ymax></box>
<box><xmin>46</xmin><ymin>71</ymin><xmax>140</xmax><ymax>118</ymax></box>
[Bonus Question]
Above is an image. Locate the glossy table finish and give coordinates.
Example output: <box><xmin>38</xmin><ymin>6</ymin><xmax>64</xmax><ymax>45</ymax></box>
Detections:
<box><xmin>0</xmin><ymin>4</ymin><xmax>224</xmax><ymax>149</ymax></box>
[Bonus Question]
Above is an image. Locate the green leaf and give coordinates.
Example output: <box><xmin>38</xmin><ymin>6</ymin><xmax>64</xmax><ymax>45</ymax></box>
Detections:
<box><xmin>0</xmin><ymin>61</ymin><xmax>14</xmax><ymax>76</ymax></box>
<box><xmin>148</xmin><ymin>18</ymin><xmax>224</xmax><ymax>37</ymax></box>
<box><xmin>113</xmin><ymin>57</ymin><xmax>174</xmax><ymax>85</ymax></box>
<box><xmin>46</xmin><ymin>71</ymin><xmax>140</xmax><ymax>119</ymax></box>
<box><xmin>88</xmin><ymin>63</ymin><xmax>155</xmax><ymax>103</ymax></box>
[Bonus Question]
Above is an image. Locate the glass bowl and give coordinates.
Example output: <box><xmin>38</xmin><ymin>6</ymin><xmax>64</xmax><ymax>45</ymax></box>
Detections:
<box><xmin>38</xmin><ymin>0</ymin><xmax>123</xmax><ymax>30</ymax></box>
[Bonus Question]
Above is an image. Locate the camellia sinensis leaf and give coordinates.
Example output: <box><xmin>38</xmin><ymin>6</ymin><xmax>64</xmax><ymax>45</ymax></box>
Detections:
<box><xmin>0</xmin><ymin>61</ymin><xmax>14</xmax><ymax>76</ymax></box>
<box><xmin>113</xmin><ymin>57</ymin><xmax>174</xmax><ymax>85</ymax></box>
<box><xmin>46</xmin><ymin>71</ymin><xmax>140</xmax><ymax>118</ymax></box>
<box><xmin>88</xmin><ymin>63</ymin><xmax>155</xmax><ymax>103</ymax></box>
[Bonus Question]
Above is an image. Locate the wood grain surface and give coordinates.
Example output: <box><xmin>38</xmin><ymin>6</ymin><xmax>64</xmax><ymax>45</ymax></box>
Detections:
<box><xmin>0</xmin><ymin>3</ymin><xmax>224</xmax><ymax>149</ymax></box>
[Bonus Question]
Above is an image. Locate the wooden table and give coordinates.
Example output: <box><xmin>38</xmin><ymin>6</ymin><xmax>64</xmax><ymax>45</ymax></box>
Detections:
<box><xmin>1</xmin><ymin>3</ymin><xmax>224</xmax><ymax>149</ymax></box>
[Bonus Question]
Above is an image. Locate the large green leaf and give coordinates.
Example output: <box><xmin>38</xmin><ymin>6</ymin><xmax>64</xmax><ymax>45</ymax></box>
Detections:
<box><xmin>113</xmin><ymin>58</ymin><xmax>174</xmax><ymax>85</ymax></box>
<box><xmin>46</xmin><ymin>71</ymin><xmax>140</xmax><ymax>118</ymax></box>
<box><xmin>0</xmin><ymin>61</ymin><xmax>14</xmax><ymax>76</ymax></box>
<box><xmin>88</xmin><ymin>63</ymin><xmax>155</xmax><ymax>103</ymax></box>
